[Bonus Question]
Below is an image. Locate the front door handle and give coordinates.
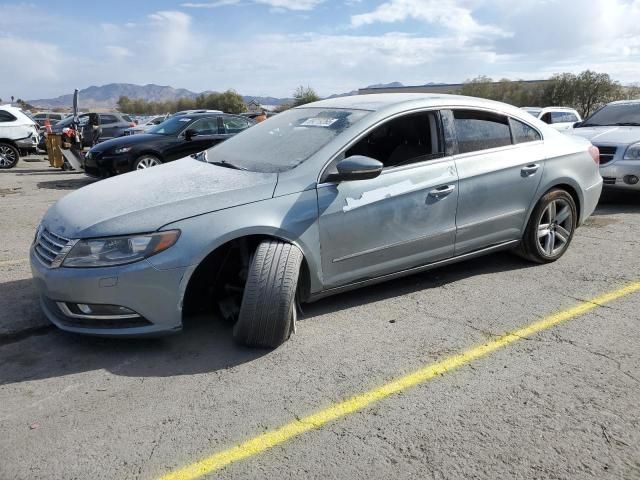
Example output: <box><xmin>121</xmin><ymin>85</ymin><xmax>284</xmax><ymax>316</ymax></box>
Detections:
<box><xmin>428</xmin><ymin>184</ymin><xmax>456</xmax><ymax>198</ymax></box>
<box><xmin>521</xmin><ymin>164</ymin><xmax>540</xmax><ymax>176</ymax></box>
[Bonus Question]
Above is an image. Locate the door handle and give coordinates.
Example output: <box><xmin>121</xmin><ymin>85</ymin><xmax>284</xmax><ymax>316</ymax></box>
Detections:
<box><xmin>521</xmin><ymin>164</ymin><xmax>540</xmax><ymax>176</ymax></box>
<box><xmin>428</xmin><ymin>184</ymin><xmax>456</xmax><ymax>198</ymax></box>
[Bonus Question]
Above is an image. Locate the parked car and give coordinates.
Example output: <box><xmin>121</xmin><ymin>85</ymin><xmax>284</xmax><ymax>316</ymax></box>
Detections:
<box><xmin>522</xmin><ymin>107</ymin><xmax>582</xmax><ymax>131</ymax></box>
<box><xmin>51</xmin><ymin>112</ymin><xmax>135</xmax><ymax>147</ymax></box>
<box><xmin>32</xmin><ymin>112</ymin><xmax>67</xmax><ymax>128</ymax></box>
<box><xmin>123</xmin><ymin>115</ymin><xmax>169</xmax><ymax>136</ymax></box>
<box><xmin>171</xmin><ymin>109</ymin><xmax>222</xmax><ymax>117</ymax></box>
<box><xmin>569</xmin><ymin>99</ymin><xmax>640</xmax><ymax>190</ymax></box>
<box><xmin>0</xmin><ymin>104</ymin><xmax>40</xmax><ymax>168</ymax></box>
<box><xmin>83</xmin><ymin>113</ymin><xmax>253</xmax><ymax>177</ymax></box>
<box><xmin>30</xmin><ymin>94</ymin><xmax>602</xmax><ymax>347</ymax></box>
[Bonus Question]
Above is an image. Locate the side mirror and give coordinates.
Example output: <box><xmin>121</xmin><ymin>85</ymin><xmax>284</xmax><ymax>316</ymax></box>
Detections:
<box><xmin>185</xmin><ymin>129</ymin><xmax>198</xmax><ymax>141</ymax></box>
<box><xmin>572</xmin><ymin>121</ymin><xmax>583</xmax><ymax>128</ymax></box>
<box><xmin>327</xmin><ymin>155</ymin><xmax>383</xmax><ymax>182</ymax></box>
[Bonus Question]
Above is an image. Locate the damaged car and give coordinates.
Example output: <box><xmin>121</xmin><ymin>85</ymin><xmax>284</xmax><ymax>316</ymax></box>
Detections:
<box><xmin>0</xmin><ymin>105</ymin><xmax>40</xmax><ymax>168</ymax></box>
<box><xmin>31</xmin><ymin>94</ymin><xmax>602</xmax><ymax>347</ymax></box>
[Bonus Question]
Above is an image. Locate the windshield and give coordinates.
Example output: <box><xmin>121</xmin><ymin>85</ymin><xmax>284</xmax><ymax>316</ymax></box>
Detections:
<box><xmin>581</xmin><ymin>103</ymin><xmax>640</xmax><ymax>127</ymax></box>
<box><xmin>148</xmin><ymin>116</ymin><xmax>193</xmax><ymax>135</ymax></box>
<box><xmin>205</xmin><ymin>108</ymin><xmax>370</xmax><ymax>173</ymax></box>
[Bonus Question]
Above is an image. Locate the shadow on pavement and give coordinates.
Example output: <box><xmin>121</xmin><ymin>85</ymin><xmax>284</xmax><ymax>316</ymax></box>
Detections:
<box><xmin>0</xmin><ymin>251</ymin><xmax>532</xmax><ymax>386</ymax></box>
<box><xmin>36</xmin><ymin>178</ymin><xmax>96</xmax><ymax>190</ymax></box>
<box><xmin>594</xmin><ymin>190</ymin><xmax>640</xmax><ymax>215</ymax></box>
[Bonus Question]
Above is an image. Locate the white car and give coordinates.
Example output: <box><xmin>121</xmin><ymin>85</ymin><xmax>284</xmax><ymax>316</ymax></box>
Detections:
<box><xmin>0</xmin><ymin>105</ymin><xmax>40</xmax><ymax>169</ymax></box>
<box><xmin>522</xmin><ymin>107</ymin><xmax>582</xmax><ymax>132</ymax></box>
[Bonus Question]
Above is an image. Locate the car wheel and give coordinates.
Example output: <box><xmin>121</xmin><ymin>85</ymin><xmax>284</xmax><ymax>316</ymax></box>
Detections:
<box><xmin>0</xmin><ymin>143</ymin><xmax>19</xmax><ymax>169</ymax></box>
<box><xmin>517</xmin><ymin>189</ymin><xmax>577</xmax><ymax>263</ymax></box>
<box><xmin>133</xmin><ymin>155</ymin><xmax>162</xmax><ymax>170</ymax></box>
<box><xmin>233</xmin><ymin>239</ymin><xmax>303</xmax><ymax>348</ymax></box>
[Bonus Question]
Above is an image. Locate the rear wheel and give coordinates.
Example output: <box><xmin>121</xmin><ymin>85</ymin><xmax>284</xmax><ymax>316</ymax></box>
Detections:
<box><xmin>517</xmin><ymin>189</ymin><xmax>577</xmax><ymax>263</ymax></box>
<box><xmin>0</xmin><ymin>143</ymin><xmax>19</xmax><ymax>169</ymax></box>
<box><xmin>233</xmin><ymin>239</ymin><xmax>303</xmax><ymax>348</ymax></box>
<box><xmin>133</xmin><ymin>155</ymin><xmax>162</xmax><ymax>170</ymax></box>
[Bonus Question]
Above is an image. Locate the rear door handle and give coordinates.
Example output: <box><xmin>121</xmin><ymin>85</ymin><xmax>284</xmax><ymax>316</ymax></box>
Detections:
<box><xmin>428</xmin><ymin>184</ymin><xmax>456</xmax><ymax>198</ymax></box>
<box><xmin>521</xmin><ymin>164</ymin><xmax>540</xmax><ymax>176</ymax></box>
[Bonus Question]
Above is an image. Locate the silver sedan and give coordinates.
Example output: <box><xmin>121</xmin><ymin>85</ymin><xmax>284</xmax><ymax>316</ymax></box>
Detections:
<box><xmin>30</xmin><ymin>94</ymin><xmax>603</xmax><ymax>347</ymax></box>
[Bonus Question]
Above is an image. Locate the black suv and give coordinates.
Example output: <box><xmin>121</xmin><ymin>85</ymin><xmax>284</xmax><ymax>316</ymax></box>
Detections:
<box><xmin>84</xmin><ymin>113</ymin><xmax>254</xmax><ymax>177</ymax></box>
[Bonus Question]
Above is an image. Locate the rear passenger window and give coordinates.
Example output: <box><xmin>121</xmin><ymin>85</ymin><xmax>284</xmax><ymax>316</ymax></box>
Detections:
<box><xmin>99</xmin><ymin>114</ymin><xmax>118</xmax><ymax>124</ymax></box>
<box><xmin>0</xmin><ymin>111</ymin><xmax>17</xmax><ymax>122</ymax></box>
<box><xmin>453</xmin><ymin>110</ymin><xmax>512</xmax><ymax>154</ymax></box>
<box><xmin>510</xmin><ymin>118</ymin><xmax>541</xmax><ymax>143</ymax></box>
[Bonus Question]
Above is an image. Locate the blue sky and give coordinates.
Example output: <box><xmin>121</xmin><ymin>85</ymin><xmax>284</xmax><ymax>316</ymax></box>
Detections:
<box><xmin>1</xmin><ymin>0</ymin><xmax>639</xmax><ymax>100</ymax></box>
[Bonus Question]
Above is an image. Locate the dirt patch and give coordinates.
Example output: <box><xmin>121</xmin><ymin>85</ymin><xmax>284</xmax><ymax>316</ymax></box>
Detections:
<box><xmin>583</xmin><ymin>217</ymin><xmax>620</xmax><ymax>228</ymax></box>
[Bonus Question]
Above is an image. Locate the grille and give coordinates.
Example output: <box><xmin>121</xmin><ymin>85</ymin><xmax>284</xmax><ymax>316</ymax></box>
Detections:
<box><xmin>602</xmin><ymin>176</ymin><xmax>616</xmax><ymax>185</ymax></box>
<box><xmin>34</xmin><ymin>228</ymin><xmax>73</xmax><ymax>268</ymax></box>
<box><xmin>595</xmin><ymin>145</ymin><xmax>617</xmax><ymax>165</ymax></box>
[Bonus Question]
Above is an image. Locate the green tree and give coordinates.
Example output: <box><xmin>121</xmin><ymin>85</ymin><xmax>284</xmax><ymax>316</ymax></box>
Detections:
<box><xmin>292</xmin><ymin>86</ymin><xmax>320</xmax><ymax>107</ymax></box>
<box><xmin>574</xmin><ymin>70</ymin><xmax>621</xmax><ymax>117</ymax></box>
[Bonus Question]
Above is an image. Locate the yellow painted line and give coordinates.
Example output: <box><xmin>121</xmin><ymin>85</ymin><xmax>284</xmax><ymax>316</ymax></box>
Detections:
<box><xmin>157</xmin><ymin>281</ymin><xmax>640</xmax><ymax>480</ymax></box>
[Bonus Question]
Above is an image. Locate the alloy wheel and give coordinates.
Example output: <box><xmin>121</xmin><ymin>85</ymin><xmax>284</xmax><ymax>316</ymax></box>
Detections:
<box><xmin>136</xmin><ymin>156</ymin><xmax>161</xmax><ymax>169</ymax></box>
<box><xmin>537</xmin><ymin>198</ymin><xmax>573</xmax><ymax>257</ymax></box>
<box><xmin>0</xmin><ymin>145</ymin><xmax>18</xmax><ymax>168</ymax></box>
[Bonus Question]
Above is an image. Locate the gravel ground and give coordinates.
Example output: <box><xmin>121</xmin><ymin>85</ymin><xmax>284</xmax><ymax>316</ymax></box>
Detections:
<box><xmin>0</xmin><ymin>158</ymin><xmax>639</xmax><ymax>479</ymax></box>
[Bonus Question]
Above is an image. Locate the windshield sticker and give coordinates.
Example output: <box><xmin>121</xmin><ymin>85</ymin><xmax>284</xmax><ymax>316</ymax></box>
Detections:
<box><xmin>179</xmin><ymin>118</ymin><xmax>191</xmax><ymax>122</ymax></box>
<box><xmin>301</xmin><ymin>117</ymin><xmax>339</xmax><ymax>127</ymax></box>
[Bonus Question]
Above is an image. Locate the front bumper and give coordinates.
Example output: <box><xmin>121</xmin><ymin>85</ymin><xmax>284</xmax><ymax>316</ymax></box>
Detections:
<box><xmin>84</xmin><ymin>150</ymin><xmax>133</xmax><ymax>177</ymax></box>
<box><xmin>30</xmin><ymin>247</ymin><xmax>189</xmax><ymax>336</ymax></box>
<box><xmin>600</xmin><ymin>161</ymin><xmax>640</xmax><ymax>190</ymax></box>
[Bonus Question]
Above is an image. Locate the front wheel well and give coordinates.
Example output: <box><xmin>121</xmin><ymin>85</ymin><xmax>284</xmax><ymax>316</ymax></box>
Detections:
<box><xmin>181</xmin><ymin>235</ymin><xmax>310</xmax><ymax>321</ymax></box>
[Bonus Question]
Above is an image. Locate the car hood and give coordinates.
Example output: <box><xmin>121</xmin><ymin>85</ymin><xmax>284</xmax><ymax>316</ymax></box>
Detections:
<box><xmin>90</xmin><ymin>134</ymin><xmax>165</xmax><ymax>152</ymax></box>
<box><xmin>569</xmin><ymin>126</ymin><xmax>640</xmax><ymax>145</ymax></box>
<box><xmin>43</xmin><ymin>158</ymin><xmax>278</xmax><ymax>238</ymax></box>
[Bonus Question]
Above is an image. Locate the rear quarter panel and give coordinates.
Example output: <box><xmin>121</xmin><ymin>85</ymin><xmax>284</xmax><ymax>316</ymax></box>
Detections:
<box><xmin>535</xmin><ymin>129</ymin><xmax>602</xmax><ymax>225</ymax></box>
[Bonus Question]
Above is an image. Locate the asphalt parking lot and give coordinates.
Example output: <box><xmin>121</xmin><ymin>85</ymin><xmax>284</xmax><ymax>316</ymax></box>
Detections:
<box><xmin>1</xmin><ymin>156</ymin><xmax>639</xmax><ymax>480</ymax></box>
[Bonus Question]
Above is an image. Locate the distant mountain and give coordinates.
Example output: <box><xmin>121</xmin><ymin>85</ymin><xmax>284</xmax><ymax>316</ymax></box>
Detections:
<box><xmin>28</xmin><ymin>83</ymin><xmax>293</xmax><ymax>110</ymax></box>
<box><xmin>29</xmin><ymin>84</ymin><xmax>200</xmax><ymax>109</ymax></box>
<box><xmin>365</xmin><ymin>82</ymin><xmax>405</xmax><ymax>89</ymax></box>
<box><xmin>28</xmin><ymin>81</ymin><xmax>434</xmax><ymax>111</ymax></box>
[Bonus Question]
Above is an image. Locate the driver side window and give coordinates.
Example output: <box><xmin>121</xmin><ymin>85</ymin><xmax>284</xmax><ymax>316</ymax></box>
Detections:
<box><xmin>344</xmin><ymin>111</ymin><xmax>445</xmax><ymax>169</ymax></box>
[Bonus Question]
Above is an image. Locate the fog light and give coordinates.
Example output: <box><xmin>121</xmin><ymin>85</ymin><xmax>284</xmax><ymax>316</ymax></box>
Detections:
<box><xmin>78</xmin><ymin>304</ymin><xmax>92</xmax><ymax>314</ymax></box>
<box><xmin>57</xmin><ymin>302</ymin><xmax>140</xmax><ymax>319</ymax></box>
<box><xmin>623</xmin><ymin>175</ymin><xmax>639</xmax><ymax>185</ymax></box>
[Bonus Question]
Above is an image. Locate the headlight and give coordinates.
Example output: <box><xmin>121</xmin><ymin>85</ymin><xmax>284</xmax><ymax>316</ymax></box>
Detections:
<box><xmin>62</xmin><ymin>230</ymin><xmax>180</xmax><ymax>268</ymax></box>
<box><xmin>624</xmin><ymin>142</ymin><xmax>640</xmax><ymax>160</ymax></box>
<box><xmin>113</xmin><ymin>146</ymin><xmax>132</xmax><ymax>154</ymax></box>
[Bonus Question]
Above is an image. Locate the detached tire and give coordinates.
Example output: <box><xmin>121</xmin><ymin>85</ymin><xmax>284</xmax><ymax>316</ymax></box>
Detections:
<box><xmin>517</xmin><ymin>188</ymin><xmax>577</xmax><ymax>263</ymax></box>
<box><xmin>233</xmin><ymin>240</ymin><xmax>303</xmax><ymax>348</ymax></box>
<box><xmin>0</xmin><ymin>143</ymin><xmax>19</xmax><ymax>169</ymax></box>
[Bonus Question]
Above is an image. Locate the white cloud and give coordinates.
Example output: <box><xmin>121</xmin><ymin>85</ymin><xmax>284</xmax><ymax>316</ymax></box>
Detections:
<box><xmin>351</xmin><ymin>0</ymin><xmax>508</xmax><ymax>38</ymax></box>
<box><xmin>147</xmin><ymin>11</ymin><xmax>196</xmax><ymax>67</ymax></box>
<box><xmin>181</xmin><ymin>0</ymin><xmax>241</xmax><ymax>8</ymax></box>
<box><xmin>255</xmin><ymin>0</ymin><xmax>324</xmax><ymax>10</ymax></box>
<box><xmin>2</xmin><ymin>1</ymin><xmax>640</xmax><ymax>101</ymax></box>
<box><xmin>181</xmin><ymin>0</ymin><xmax>323</xmax><ymax>10</ymax></box>
<box><xmin>105</xmin><ymin>45</ymin><xmax>133</xmax><ymax>59</ymax></box>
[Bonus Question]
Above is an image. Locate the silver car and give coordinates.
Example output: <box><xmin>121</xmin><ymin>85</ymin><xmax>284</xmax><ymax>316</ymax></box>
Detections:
<box><xmin>569</xmin><ymin>99</ymin><xmax>640</xmax><ymax>190</ymax></box>
<box><xmin>30</xmin><ymin>94</ymin><xmax>603</xmax><ymax>347</ymax></box>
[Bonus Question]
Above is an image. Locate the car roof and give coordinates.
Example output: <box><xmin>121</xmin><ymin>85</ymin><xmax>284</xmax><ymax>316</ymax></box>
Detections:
<box><xmin>300</xmin><ymin>93</ymin><xmax>530</xmax><ymax>117</ymax></box>
<box><xmin>172</xmin><ymin>112</ymin><xmax>241</xmax><ymax>118</ymax></box>
<box><xmin>607</xmin><ymin>99</ymin><xmax>640</xmax><ymax>105</ymax></box>
<box><xmin>522</xmin><ymin>106</ymin><xmax>578</xmax><ymax>112</ymax></box>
